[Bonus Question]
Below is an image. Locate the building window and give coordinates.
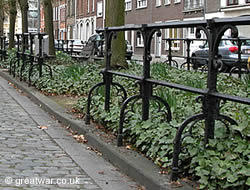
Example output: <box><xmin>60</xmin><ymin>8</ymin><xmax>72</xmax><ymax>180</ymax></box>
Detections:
<box><xmin>53</xmin><ymin>7</ymin><xmax>59</xmax><ymax>21</ymax></box>
<box><xmin>190</xmin><ymin>27</ymin><xmax>195</xmax><ymax>35</ymax></box>
<box><xmin>57</xmin><ymin>7</ymin><xmax>59</xmax><ymax>20</ymax></box>
<box><xmin>86</xmin><ymin>22</ymin><xmax>90</xmax><ymax>40</ymax></box>
<box><xmin>29</xmin><ymin>0</ymin><xmax>38</xmax><ymax>9</ymax></box>
<box><xmin>92</xmin><ymin>20</ymin><xmax>94</xmax><ymax>34</ymax></box>
<box><xmin>137</xmin><ymin>0</ymin><xmax>147</xmax><ymax>9</ymax></box>
<box><xmin>72</xmin><ymin>0</ymin><xmax>75</xmax><ymax>15</ymax></box>
<box><xmin>227</xmin><ymin>0</ymin><xmax>238</xmax><ymax>5</ymax></box>
<box><xmin>246</xmin><ymin>0</ymin><xmax>250</xmax><ymax>3</ymax></box>
<box><xmin>92</xmin><ymin>0</ymin><xmax>95</xmax><ymax>12</ymax></box>
<box><xmin>87</xmin><ymin>0</ymin><xmax>90</xmax><ymax>13</ymax></box>
<box><xmin>174</xmin><ymin>0</ymin><xmax>181</xmax><ymax>3</ymax></box>
<box><xmin>67</xmin><ymin>0</ymin><xmax>71</xmax><ymax>16</ymax></box>
<box><xmin>28</xmin><ymin>10</ymin><xmax>38</xmax><ymax>31</ymax></box>
<box><xmin>97</xmin><ymin>1</ymin><xmax>103</xmax><ymax>17</ymax></box>
<box><xmin>165</xmin><ymin>28</ymin><xmax>180</xmax><ymax>50</ymax></box>
<box><xmin>137</xmin><ymin>34</ymin><xmax>144</xmax><ymax>47</ymax></box>
<box><xmin>164</xmin><ymin>0</ymin><xmax>170</xmax><ymax>5</ymax></box>
<box><xmin>53</xmin><ymin>7</ymin><xmax>55</xmax><ymax>21</ymax></box>
<box><xmin>156</xmin><ymin>0</ymin><xmax>161</xmax><ymax>7</ymax></box>
<box><xmin>184</xmin><ymin>0</ymin><xmax>203</xmax><ymax>10</ymax></box>
<box><xmin>125</xmin><ymin>0</ymin><xmax>132</xmax><ymax>11</ymax></box>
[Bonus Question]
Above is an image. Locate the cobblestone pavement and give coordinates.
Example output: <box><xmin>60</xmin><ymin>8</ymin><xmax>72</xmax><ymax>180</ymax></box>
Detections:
<box><xmin>0</xmin><ymin>77</ymin><xmax>138</xmax><ymax>190</ymax></box>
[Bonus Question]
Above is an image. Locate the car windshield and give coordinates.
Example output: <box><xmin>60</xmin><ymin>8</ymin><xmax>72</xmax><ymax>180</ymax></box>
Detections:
<box><xmin>200</xmin><ymin>39</ymin><xmax>234</xmax><ymax>48</ymax></box>
<box><xmin>220</xmin><ymin>40</ymin><xmax>234</xmax><ymax>46</ymax></box>
<box><xmin>96</xmin><ymin>35</ymin><xmax>101</xmax><ymax>41</ymax></box>
<box><xmin>73</xmin><ymin>40</ymin><xmax>82</xmax><ymax>45</ymax></box>
<box><xmin>87</xmin><ymin>35</ymin><xmax>101</xmax><ymax>43</ymax></box>
<box><xmin>243</xmin><ymin>39</ymin><xmax>250</xmax><ymax>45</ymax></box>
<box><xmin>201</xmin><ymin>42</ymin><xmax>208</xmax><ymax>48</ymax></box>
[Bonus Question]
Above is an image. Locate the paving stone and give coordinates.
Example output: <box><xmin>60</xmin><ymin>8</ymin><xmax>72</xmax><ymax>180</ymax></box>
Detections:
<box><xmin>0</xmin><ymin>84</ymin><xmax>101</xmax><ymax>190</ymax></box>
<box><xmin>0</xmin><ymin>76</ymin><xmax>142</xmax><ymax>190</ymax></box>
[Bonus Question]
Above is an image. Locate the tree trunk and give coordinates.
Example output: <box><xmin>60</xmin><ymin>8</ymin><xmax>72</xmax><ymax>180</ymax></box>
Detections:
<box><xmin>0</xmin><ymin>0</ymin><xmax>4</xmax><ymax>36</ymax></box>
<box><xmin>18</xmin><ymin>0</ymin><xmax>28</xmax><ymax>33</ymax></box>
<box><xmin>9</xmin><ymin>0</ymin><xmax>17</xmax><ymax>49</ymax></box>
<box><xmin>105</xmin><ymin>0</ymin><xmax>127</xmax><ymax>68</ymax></box>
<box><xmin>18</xmin><ymin>0</ymin><xmax>28</xmax><ymax>50</ymax></box>
<box><xmin>43</xmin><ymin>0</ymin><xmax>55</xmax><ymax>55</ymax></box>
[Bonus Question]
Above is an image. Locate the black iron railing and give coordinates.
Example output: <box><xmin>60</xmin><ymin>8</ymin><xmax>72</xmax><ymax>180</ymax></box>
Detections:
<box><xmin>1</xmin><ymin>33</ymin><xmax>52</xmax><ymax>85</ymax></box>
<box><xmin>85</xmin><ymin>16</ymin><xmax>250</xmax><ymax>181</ymax></box>
<box><xmin>0</xmin><ymin>17</ymin><xmax>249</xmax><ymax>182</ymax></box>
<box><xmin>0</xmin><ymin>36</ymin><xmax>7</xmax><ymax>62</ymax></box>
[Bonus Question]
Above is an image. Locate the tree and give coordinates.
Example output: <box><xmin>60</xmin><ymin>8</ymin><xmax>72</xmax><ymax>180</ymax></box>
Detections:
<box><xmin>43</xmin><ymin>0</ymin><xmax>55</xmax><ymax>55</ymax></box>
<box><xmin>17</xmin><ymin>0</ymin><xmax>28</xmax><ymax>34</ymax></box>
<box><xmin>105</xmin><ymin>0</ymin><xmax>127</xmax><ymax>68</ymax></box>
<box><xmin>0</xmin><ymin>0</ymin><xmax>5</xmax><ymax>36</ymax></box>
<box><xmin>18</xmin><ymin>0</ymin><xmax>28</xmax><ymax>50</ymax></box>
<box><xmin>8</xmin><ymin>0</ymin><xmax>17</xmax><ymax>49</ymax></box>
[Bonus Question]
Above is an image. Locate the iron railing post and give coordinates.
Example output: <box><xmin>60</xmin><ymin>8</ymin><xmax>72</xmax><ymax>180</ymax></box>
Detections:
<box><xmin>167</xmin><ymin>39</ymin><xmax>172</xmax><ymax>67</ymax></box>
<box><xmin>38</xmin><ymin>33</ymin><xmax>43</xmax><ymax>78</ymax></box>
<box><xmin>0</xmin><ymin>36</ymin><xmax>2</xmax><ymax>61</ymax></box>
<box><xmin>141</xmin><ymin>24</ymin><xmax>152</xmax><ymax>121</ymax></box>
<box><xmin>237</xmin><ymin>37</ymin><xmax>243</xmax><ymax>78</ymax></box>
<box><xmin>186</xmin><ymin>38</ymin><xmax>192</xmax><ymax>71</ymax></box>
<box><xmin>104</xmin><ymin>28</ymin><xmax>112</xmax><ymax>112</ymax></box>
<box><xmin>204</xmin><ymin>19</ymin><xmax>218</xmax><ymax>144</ymax></box>
<box><xmin>70</xmin><ymin>40</ymin><xmax>74</xmax><ymax>55</ymax></box>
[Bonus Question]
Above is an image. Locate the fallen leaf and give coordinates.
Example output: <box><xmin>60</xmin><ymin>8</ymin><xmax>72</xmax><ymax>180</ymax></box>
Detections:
<box><xmin>98</xmin><ymin>171</ymin><xmax>105</xmax><ymax>175</ymax></box>
<box><xmin>170</xmin><ymin>180</ymin><xmax>183</xmax><ymax>187</ymax></box>
<box><xmin>111</xmin><ymin>168</ymin><xmax>120</xmax><ymax>172</ymax></box>
<box><xmin>136</xmin><ymin>185</ymin><xmax>146</xmax><ymax>190</ymax></box>
<box><xmin>182</xmin><ymin>177</ymin><xmax>191</xmax><ymax>182</ymax></box>
<box><xmin>126</xmin><ymin>145</ymin><xmax>131</xmax><ymax>150</ymax></box>
<box><xmin>55</xmin><ymin>154</ymin><xmax>67</xmax><ymax>158</ymax></box>
<box><xmin>37</xmin><ymin>126</ymin><xmax>48</xmax><ymax>130</ymax></box>
<box><xmin>73</xmin><ymin>134</ymin><xmax>88</xmax><ymax>143</ymax></box>
<box><xmin>159</xmin><ymin>170</ymin><xmax>169</xmax><ymax>175</ymax></box>
<box><xmin>77</xmin><ymin>114</ymin><xmax>84</xmax><ymax>119</ymax></box>
<box><xmin>87</xmin><ymin>146</ymin><xmax>102</xmax><ymax>156</ymax></box>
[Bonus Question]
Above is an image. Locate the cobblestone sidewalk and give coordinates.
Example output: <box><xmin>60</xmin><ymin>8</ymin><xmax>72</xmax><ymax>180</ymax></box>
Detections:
<box><xmin>0</xmin><ymin>77</ymin><xmax>138</xmax><ymax>190</ymax></box>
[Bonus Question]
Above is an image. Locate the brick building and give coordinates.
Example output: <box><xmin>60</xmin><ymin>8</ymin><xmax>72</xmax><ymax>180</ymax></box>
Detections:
<box><xmin>74</xmin><ymin>0</ymin><xmax>97</xmax><ymax>41</ymax></box>
<box><xmin>66</xmin><ymin>0</ymin><xmax>76</xmax><ymax>39</ymax></box>
<box><xmin>220</xmin><ymin>0</ymin><xmax>250</xmax><ymax>36</ymax></box>
<box><xmin>125</xmin><ymin>0</ymin><xmax>184</xmax><ymax>58</ymax></box>
<box><xmin>47</xmin><ymin>0</ymin><xmax>250</xmax><ymax>57</ymax></box>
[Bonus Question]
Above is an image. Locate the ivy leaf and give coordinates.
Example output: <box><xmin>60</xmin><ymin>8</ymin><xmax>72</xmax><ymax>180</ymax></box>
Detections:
<box><xmin>236</xmin><ymin>143</ymin><xmax>248</xmax><ymax>153</ymax></box>
<box><xmin>246</xmin><ymin>177</ymin><xmax>250</xmax><ymax>186</ymax></box>
<box><xmin>199</xmin><ymin>175</ymin><xmax>209</xmax><ymax>186</ymax></box>
<box><xmin>213</xmin><ymin>166</ymin><xmax>227</xmax><ymax>176</ymax></box>
<box><xmin>216</xmin><ymin>142</ymin><xmax>224</xmax><ymax>151</ymax></box>
<box><xmin>238</xmin><ymin>166</ymin><xmax>250</xmax><ymax>176</ymax></box>
<box><xmin>227</xmin><ymin>174</ymin><xmax>238</xmax><ymax>183</ymax></box>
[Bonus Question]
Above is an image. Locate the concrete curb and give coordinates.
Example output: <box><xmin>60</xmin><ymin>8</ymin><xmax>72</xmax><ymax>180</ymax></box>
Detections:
<box><xmin>0</xmin><ymin>70</ymin><xmax>194</xmax><ymax>190</ymax></box>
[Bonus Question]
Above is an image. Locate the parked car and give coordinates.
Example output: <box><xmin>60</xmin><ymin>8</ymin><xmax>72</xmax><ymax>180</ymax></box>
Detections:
<box><xmin>191</xmin><ymin>36</ymin><xmax>250</xmax><ymax>71</ymax></box>
<box><xmin>86</xmin><ymin>33</ymin><xmax>133</xmax><ymax>60</ymax></box>
<box><xmin>54</xmin><ymin>40</ymin><xmax>64</xmax><ymax>49</ymax></box>
<box><xmin>69</xmin><ymin>40</ymin><xmax>85</xmax><ymax>52</ymax></box>
<box><xmin>85</xmin><ymin>34</ymin><xmax>103</xmax><ymax>56</ymax></box>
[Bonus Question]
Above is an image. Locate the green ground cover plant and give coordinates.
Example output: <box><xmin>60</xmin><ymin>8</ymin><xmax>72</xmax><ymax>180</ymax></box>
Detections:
<box><xmin>0</xmin><ymin>54</ymin><xmax>249</xmax><ymax>189</ymax></box>
<box><xmin>73</xmin><ymin>63</ymin><xmax>249</xmax><ymax>190</ymax></box>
